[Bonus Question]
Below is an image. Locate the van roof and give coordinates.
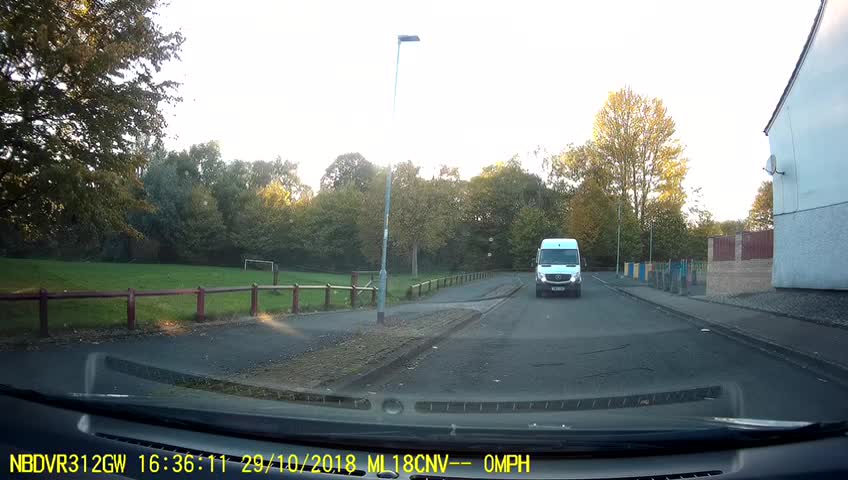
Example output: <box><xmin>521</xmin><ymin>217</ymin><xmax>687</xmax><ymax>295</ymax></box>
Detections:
<box><xmin>540</xmin><ymin>238</ymin><xmax>578</xmax><ymax>249</ymax></box>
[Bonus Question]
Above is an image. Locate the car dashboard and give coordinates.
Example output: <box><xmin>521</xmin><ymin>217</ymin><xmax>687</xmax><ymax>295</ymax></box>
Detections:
<box><xmin>2</xmin><ymin>394</ymin><xmax>848</xmax><ymax>480</ymax></box>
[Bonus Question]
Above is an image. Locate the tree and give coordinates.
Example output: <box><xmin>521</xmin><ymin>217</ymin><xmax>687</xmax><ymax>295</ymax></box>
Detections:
<box><xmin>643</xmin><ymin>199</ymin><xmax>689</xmax><ymax>261</ymax></box>
<box><xmin>565</xmin><ymin>179</ymin><xmax>616</xmax><ymax>266</ymax></box>
<box><xmin>747</xmin><ymin>180</ymin><xmax>773</xmax><ymax>231</ymax></box>
<box><xmin>388</xmin><ymin>161</ymin><xmax>455</xmax><ymax>277</ymax></box>
<box><xmin>298</xmin><ymin>187</ymin><xmax>366</xmax><ymax>269</ymax></box>
<box><xmin>1</xmin><ymin>0</ymin><xmax>183</xmax><ymax>241</ymax></box>
<box><xmin>251</xmin><ymin>157</ymin><xmax>311</xmax><ymax>200</ymax></box>
<box><xmin>173</xmin><ymin>186</ymin><xmax>226</xmax><ymax>263</ymax></box>
<box><xmin>717</xmin><ymin>219</ymin><xmax>746</xmax><ymax>236</ymax></box>
<box><xmin>509</xmin><ymin>207</ymin><xmax>558</xmax><ymax>269</ymax></box>
<box><xmin>591</xmin><ymin>87</ymin><xmax>688</xmax><ymax>226</ymax></box>
<box><xmin>463</xmin><ymin>157</ymin><xmax>555</xmax><ymax>269</ymax></box>
<box><xmin>684</xmin><ymin>209</ymin><xmax>722</xmax><ymax>260</ymax></box>
<box><xmin>320</xmin><ymin>153</ymin><xmax>377</xmax><ymax>192</ymax></box>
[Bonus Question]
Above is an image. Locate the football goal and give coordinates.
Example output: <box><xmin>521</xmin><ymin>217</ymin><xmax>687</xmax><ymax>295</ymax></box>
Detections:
<box><xmin>244</xmin><ymin>259</ymin><xmax>275</xmax><ymax>271</ymax></box>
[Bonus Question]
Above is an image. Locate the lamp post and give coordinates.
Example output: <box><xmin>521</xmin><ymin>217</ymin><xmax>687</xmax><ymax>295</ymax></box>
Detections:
<box><xmin>377</xmin><ymin>34</ymin><xmax>420</xmax><ymax>325</ymax></box>
<box><xmin>649</xmin><ymin>222</ymin><xmax>654</xmax><ymax>264</ymax></box>
<box><xmin>615</xmin><ymin>202</ymin><xmax>622</xmax><ymax>278</ymax></box>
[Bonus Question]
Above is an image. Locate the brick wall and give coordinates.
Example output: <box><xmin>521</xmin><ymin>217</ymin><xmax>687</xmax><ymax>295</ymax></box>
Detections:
<box><xmin>707</xmin><ymin>232</ymin><xmax>774</xmax><ymax>296</ymax></box>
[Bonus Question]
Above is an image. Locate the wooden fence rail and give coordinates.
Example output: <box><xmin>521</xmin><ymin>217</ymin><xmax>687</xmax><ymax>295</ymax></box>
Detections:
<box><xmin>406</xmin><ymin>271</ymin><xmax>494</xmax><ymax>299</ymax></box>
<box><xmin>0</xmin><ymin>282</ymin><xmax>378</xmax><ymax>338</ymax></box>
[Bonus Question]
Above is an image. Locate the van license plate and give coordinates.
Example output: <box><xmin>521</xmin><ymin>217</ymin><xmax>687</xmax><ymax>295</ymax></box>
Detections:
<box><xmin>551</xmin><ymin>287</ymin><xmax>566</xmax><ymax>291</ymax></box>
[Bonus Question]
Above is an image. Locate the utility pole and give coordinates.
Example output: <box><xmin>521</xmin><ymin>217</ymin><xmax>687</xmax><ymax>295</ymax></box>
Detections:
<box><xmin>649</xmin><ymin>222</ymin><xmax>653</xmax><ymax>264</ymax></box>
<box><xmin>377</xmin><ymin>34</ymin><xmax>419</xmax><ymax>325</ymax></box>
<box><xmin>615</xmin><ymin>202</ymin><xmax>622</xmax><ymax>278</ymax></box>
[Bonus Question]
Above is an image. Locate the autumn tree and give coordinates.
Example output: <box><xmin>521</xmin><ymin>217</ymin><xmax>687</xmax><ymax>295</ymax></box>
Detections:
<box><xmin>0</xmin><ymin>0</ymin><xmax>183</xmax><ymax>241</ymax></box>
<box><xmin>251</xmin><ymin>157</ymin><xmax>312</xmax><ymax>200</ymax></box>
<box><xmin>746</xmin><ymin>180</ymin><xmax>773</xmax><ymax>231</ymax></box>
<box><xmin>591</xmin><ymin>87</ymin><xmax>688</xmax><ymax>226</ymax></box>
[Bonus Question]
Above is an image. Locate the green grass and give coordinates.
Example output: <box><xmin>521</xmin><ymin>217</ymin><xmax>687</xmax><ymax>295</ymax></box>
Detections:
<box><xmin>0</xmin><ymin>258</ymin><xmax>452</xmax><ymax>335</ymax></box>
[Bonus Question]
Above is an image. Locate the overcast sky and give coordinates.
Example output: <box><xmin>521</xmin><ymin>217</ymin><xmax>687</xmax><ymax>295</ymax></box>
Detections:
<box><xmin>157</xmin><ymin>0</ymin><xmax>819</xmax><ymax>220</ymax></box>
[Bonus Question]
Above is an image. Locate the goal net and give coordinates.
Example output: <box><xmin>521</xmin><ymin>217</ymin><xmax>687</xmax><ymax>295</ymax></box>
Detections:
<box><xmin>244</xmin><ymin>259</ymin><xmax>275</xmax><ymax>271</ymax></box>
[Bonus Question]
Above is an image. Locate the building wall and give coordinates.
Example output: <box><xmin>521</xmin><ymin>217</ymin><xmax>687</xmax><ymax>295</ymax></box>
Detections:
<box><xmin>707</xmin><ymin>235</ymin><xmax>773</xmax><ymax>296</ymax></box>
<box><xmin>766</xmin><ymin>0</ymin><xmax>848</xmax><ymax>289</ymax></box>
<box><xmin>707</xmin><ymin>258</ymin><xmax>774</xmax><ymax>296</ymax></box>
<box><xmin>773</xmin><ymin>202</ymin><xmax>848</xmax><ymax>289</ymax></box>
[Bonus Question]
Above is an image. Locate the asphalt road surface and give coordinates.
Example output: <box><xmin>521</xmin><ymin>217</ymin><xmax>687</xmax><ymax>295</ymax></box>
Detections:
<box><xmin>3</xmin><ymin>272</ymin><xmax>848</xmax><ymax>423</ymax></box>
<box><xmin>369</xmin><ymin>273</ymin><xmax>848</xmax><ymax>422</ymax></box>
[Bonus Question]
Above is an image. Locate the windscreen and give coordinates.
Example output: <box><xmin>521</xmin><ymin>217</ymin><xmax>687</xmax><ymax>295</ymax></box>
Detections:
<box><xmin>1</xmin><ymin>0</ymin><xmax>845</xmax><ymax>458</ymax></box>
<box><xmin>539</xmin><ymin>249</ymin><xmax>579</xmax><ymax>265</ymax></box>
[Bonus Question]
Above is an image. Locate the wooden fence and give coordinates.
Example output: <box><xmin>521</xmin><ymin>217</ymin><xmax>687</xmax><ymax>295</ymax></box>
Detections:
<box><xmin>1</xmin><ymin>271</ymin><xmax>497</xmax><ymax>338</ymax></box>
<box><xmin>0</xmin><ymin>281</ymin><xmax>377</xmax><ymax>338</ymax></box>
<box><xmin>406</xmin><ymin>271</ymin><xmax>493</xmax><ymax>299</ymax></box>
<box><xmin>741</xmin><ymin>230</ymin><xmax>774</xmax><ymax>260</ymax></box>
<box><xmin>712</xmin><ymin>235</ymin><xmax>736</xmax><ymax>261</ymax></box>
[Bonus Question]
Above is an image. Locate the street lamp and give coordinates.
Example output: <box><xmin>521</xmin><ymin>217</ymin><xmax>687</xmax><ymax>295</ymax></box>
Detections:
<box><xmin>377</xmin><ymin>34</ymin><xmax>420</xmax><ymax>324</ymax></box>
<box><xmin>615</xmin><ymin>201</ymin><xmax>622</xmax><ymax>278</ymax></box>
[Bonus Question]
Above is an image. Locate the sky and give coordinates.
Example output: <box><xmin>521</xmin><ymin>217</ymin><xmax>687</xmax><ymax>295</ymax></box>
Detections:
<box><xmin>156</xmin><ymin>0</ymin><xmax>820</xmax><ymax>220</ymax></box>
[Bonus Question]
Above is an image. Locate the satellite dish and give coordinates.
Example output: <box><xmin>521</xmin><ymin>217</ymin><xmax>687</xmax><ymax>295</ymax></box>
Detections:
<box><xmin>764</xmin><ymin>155</ymin><xmax>784</xmax><ymax>175</ymax></box>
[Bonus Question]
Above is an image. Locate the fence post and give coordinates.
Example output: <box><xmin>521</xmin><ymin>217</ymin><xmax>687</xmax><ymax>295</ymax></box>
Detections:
<box><xmin>250</xmin><ymin>283</ymin><xmax>259</xmax><ymax>316</ymax></box>
<box><xmin>371</xmin><ymin>287</ymin><xmax>377</xmax><ymax>306</ymax></box>
<box><xmin>38</xmin><ymin>288</ymin><xmax>49</xmax><ymax>338</ymax></box>
<box><xmin>273</xmin><ymin>266</ymin><xmax>279</xmax><ymax>286</ymax></box>
<box><xmin>428</xmin><ymin>280</ymin><xmax>432</xmax><ymax>292</ymax></box>
<box><xmin>418</xmin><ymin>283</ymin><xmax>422</xmax><ymax>296</ymax></box>
<box><xmin>350</xmin><ymin>284</ymin><xmax>357</xmax><ymax>308</ymax></box>
<box><xmin>127</xmin><ymin>288</ymin><xmax>136</xmax><ymax>331</ymax></box>
<box><xmin>292</xmin><ymin>284</ymin><xmax>300</xmax><ymax>314</ymax></box>
<box><xmin>406</xmin><ymin>286</ymin><xmax>413</xmax><ymax>299</ymax></box>
<box><xmin>436</xmin><ymin>278</ymin><xmax>440</xmax><ymax>290</ymax></box>
<box><xmin>196</xmin><ymin>287</ymin><xmax>205</xmax><ymax>322</ymax></box>
<box><xmin>325</xmin><ymin>284</ymin><xmax>331</xmax><ymax>310</ymax></box>
<box><xmin>351</xmin><ymin>271</ymin><xmax>359</xmax><ymax>288</ymax></box>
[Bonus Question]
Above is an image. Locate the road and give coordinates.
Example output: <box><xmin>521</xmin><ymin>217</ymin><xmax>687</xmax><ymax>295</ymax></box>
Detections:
<box><xmin>368</xmin><ymin>272</ymin><xmax>848</xmax><ymax>422</ymax></box>
<box><xmin>2</xmin><ymin>272</ymin><xmax>847</xmax><ymax>422</ymax></box>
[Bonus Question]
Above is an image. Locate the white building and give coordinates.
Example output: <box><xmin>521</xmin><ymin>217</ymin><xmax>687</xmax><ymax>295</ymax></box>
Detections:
<box><xmin>764</xmin><ymin>0</ymin><xmax>848</xmax><ymax>290</ymax></box>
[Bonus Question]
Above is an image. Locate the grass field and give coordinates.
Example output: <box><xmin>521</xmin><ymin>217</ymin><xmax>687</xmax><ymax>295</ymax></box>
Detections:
<box><xmin>0</xmin><ymin>258</ymin><xmax>453</xmax><ymax>335</ymax></box>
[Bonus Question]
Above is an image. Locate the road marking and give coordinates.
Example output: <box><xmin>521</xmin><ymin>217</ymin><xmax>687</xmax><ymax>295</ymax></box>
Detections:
<box><xmin>591</xmin><ymin>274</ymin><xmax>609</xmax><ymax>285</ymax></box>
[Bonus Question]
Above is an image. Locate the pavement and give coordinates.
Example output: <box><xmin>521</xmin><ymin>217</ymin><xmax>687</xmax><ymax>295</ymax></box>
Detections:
<box><xmin>702</xmin><ymin>289</ymin><xmax>848</xmax><ymax>328</ymax></box>
<box><xmin>601</xmin><ymin>272</ymin><xmax>848</xmax><ymax>375</ymax></box>
<box><xmin>2</xmin><ymin>271</ymin><xmax>848</xmax><ymax>422</ymax></box>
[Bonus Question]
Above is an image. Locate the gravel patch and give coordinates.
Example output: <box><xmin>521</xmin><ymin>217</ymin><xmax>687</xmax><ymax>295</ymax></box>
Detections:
<box><xmin>704</xmin><ymin>290</ymin><xmax>848</xmax><ymax>328</ymax></box>
<box><xmin>227</xmin><ymin>308</ymin><xmax>477</xmax><ymax>390</ymax></box>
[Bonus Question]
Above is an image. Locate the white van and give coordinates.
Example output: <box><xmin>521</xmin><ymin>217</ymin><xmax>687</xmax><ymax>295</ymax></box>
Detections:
<box><xmin>535</xmin><ymin>238</ymin><xmax>582</xmax><ymax>298</ymax></box>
